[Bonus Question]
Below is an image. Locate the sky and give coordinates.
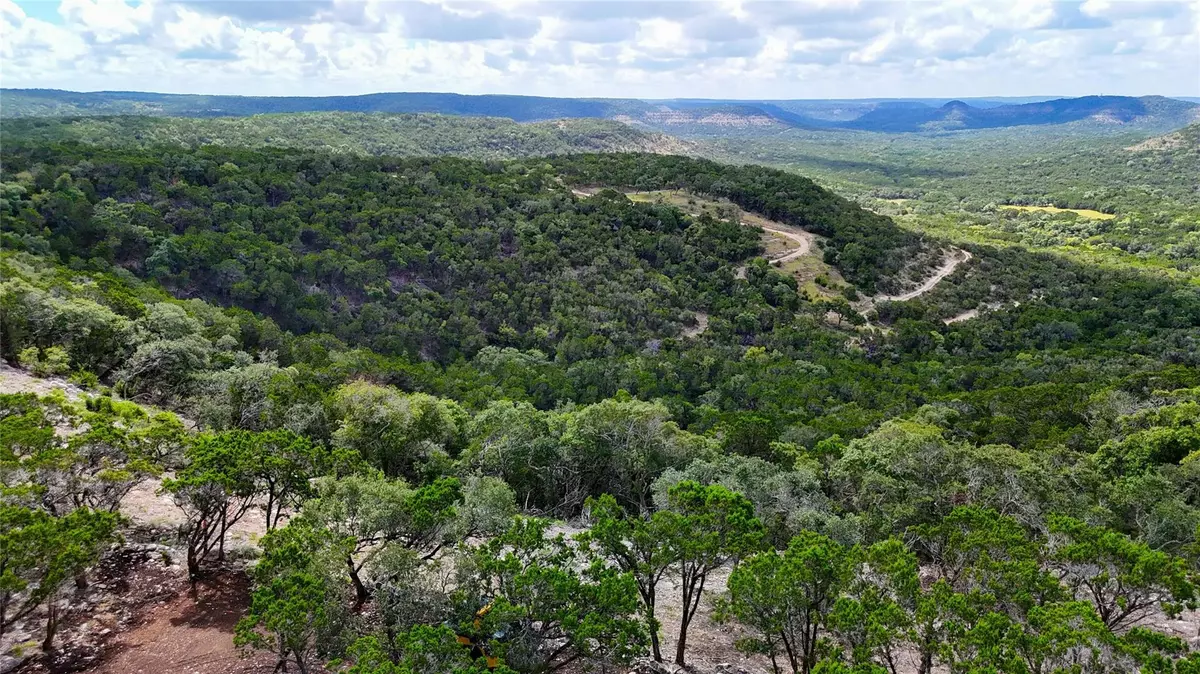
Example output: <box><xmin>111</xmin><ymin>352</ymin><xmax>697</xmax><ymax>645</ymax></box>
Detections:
<box><xmin>2</xmin><ymin>0</ymin><xmax>1198</xmax><ymax>100</ymax></box>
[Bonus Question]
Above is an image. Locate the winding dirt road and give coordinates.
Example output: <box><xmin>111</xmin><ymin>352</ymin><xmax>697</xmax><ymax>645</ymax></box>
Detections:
<box><xmin>873</xmin><ymin>248</ymin><xmax>972</xmax><ymax>303</ymax></box>
<box><xmin>760</xmin><ymin>224</ymin><xmax>814</xmax><ymax>263</ymax></box>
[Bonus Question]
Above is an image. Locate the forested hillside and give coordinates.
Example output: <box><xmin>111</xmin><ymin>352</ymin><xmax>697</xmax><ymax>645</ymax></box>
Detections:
<box><xmin>2</xmin><ymin>113</ymin><xmax>693</xmax><ymax>159</ymax></box>
<box><xmin>4</xmin><ymin>139</ymin><xmax>1200</xmax><ymax>673</ymax></box>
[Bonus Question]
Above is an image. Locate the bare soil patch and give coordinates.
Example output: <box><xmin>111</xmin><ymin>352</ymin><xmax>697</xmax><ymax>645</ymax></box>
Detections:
<box><xmin>681</xmin><ymin>313</ymin><xmax>710</xmax><ymax>338</ymax></box>
<box><xmin>10</xmin><ymin>546</ymin><xmax>181</xmax><ymax>674</ymax></box>
<box><xmin>0</xmin><ymin>365</ymin><xmax>85</xmax><ymax>401</ymax></box>
<box><xmin>90</xmin><ymin>572</ymin><xmax>288</xmax><ymax>674</ymax></box>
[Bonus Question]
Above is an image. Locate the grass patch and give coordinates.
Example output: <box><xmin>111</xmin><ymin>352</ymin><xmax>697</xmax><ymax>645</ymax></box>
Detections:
<box><xmin>1001</xmin><ymin>205</ymin><xmax>1116</xmax><ymax>220</ymax></box>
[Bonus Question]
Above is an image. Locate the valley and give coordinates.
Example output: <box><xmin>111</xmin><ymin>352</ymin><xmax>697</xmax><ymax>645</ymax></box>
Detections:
<box><xmin>3</xmin><ymin>89</ymin><xmax>1200</xmax><ymax>674</ymax></box>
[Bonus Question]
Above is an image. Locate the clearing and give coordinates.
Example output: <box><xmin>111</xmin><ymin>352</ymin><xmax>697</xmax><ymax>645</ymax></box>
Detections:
<box><xmin>91</xmin><ymin>573</ymin><xmax>285</xmax><ymax>674</ymax></box>
<box><xmin>1002</xmin><ymin>205</ymin><xmax>1116</xmax><ymax>220</ymax></box>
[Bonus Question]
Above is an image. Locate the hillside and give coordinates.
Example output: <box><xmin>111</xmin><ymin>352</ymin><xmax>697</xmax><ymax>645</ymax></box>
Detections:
<box><xmin>0</xmin><ymin>88</ymin><xmax>631</xmax><ymax>121</ymax></box>
<box><xmin>5</xmin><ymin>89</ymin><xmax>1195</xmax><ymax>134</ymax></box>
<box><xmin>0</xmin><ymin>145</ymin><xmax>928</xmax><ymax>365</ymax></box>
<box><xmin>5</xmin><ymin>137</ymin><xmax>1200</xmax><ymax>674</ymax></box>
<box><xmin>1</xmin><ymin>113</ymin><xmax>694</xmax><ymax>159</ymax></box>
<box><xmin>839</xmin><ymin>95</ymin><xmax>1199</xmax><ymax>132</ymax></box>
<box><xmin>1127</xmin><ymin>121</ymin><xmax>1200</xmax><ymax>154</ymax></box>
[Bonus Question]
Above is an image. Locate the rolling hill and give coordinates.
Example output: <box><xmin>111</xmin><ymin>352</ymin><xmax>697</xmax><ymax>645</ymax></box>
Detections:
<box><xmin>1126</xmin><ymin>121</ymin><xmax>1200</xmax><ymax>154</ymax></box>
<box><xmin>0</xmin><ymin>113</ymin><xmax>695</xmax><ymax>159</ymax></box>
<box><xmin>4</xmin><ymin>89</ymin><xmax>1195</xmax><ymax>134</ymax></box>
<box><xmin>839</xmin><ymin>95</ymin><xmax>1200</xmax><ymax>132</ymax></box>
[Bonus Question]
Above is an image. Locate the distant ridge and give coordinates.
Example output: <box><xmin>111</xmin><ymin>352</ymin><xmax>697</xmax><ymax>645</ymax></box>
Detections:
<box><xmin>0</xmin><ymin>113</ymin><xmax>697</xmax><ymax>160</ymax></box>
<box><xmin>2</xmin><ymin>89</ymin><xmax>1196</xmax><ymax>134</ymax></box>
<box><xmin>838</xmin><ymin>95</ymin><xmax>1199</xmax><ymax>132</ymax></box>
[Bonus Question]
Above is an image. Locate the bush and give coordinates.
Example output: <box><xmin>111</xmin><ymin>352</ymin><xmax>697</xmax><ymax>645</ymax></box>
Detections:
<box><xmin>17</xmin><ymin>346</ymin><xmax>71</xmax><ymax>377</ymax></box>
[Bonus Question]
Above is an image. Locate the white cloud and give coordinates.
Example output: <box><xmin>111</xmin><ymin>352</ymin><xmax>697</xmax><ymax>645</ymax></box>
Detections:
<box><xmin>1</xmin><ymin>0</ymin><xmax>1196</xmax><ymax>97</ymax></box>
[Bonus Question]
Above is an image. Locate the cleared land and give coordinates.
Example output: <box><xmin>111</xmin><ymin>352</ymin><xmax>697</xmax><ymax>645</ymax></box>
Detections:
<box><xmin>1001</xmin><ymin>205</ymin><xmax>1116</xmax><ymax>219</ymax></box>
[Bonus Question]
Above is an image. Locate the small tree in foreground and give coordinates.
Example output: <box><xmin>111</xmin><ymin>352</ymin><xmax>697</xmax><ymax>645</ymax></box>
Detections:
<box><xmin>459</xmin><ymin>516</ymin><xmax>647</xmax><ymax>673</ymax></box>
<box><xmin>235</xmin><ymin>519</ymin><xmax>354</xmax><ymax>674</ymax></box>
<box><xmin>662</xmin><ymin>481</ymin><xmax>763</xmax><ymax>666</ymax></box>
<box><xmin>582</xmin><ymin>493</ymin><xmax>678</xmax><ymax>662</ymax></box>
<box><xmin>0</xmin><ymin>505</ymin><xmax>119</xmax><ymax>646</ymax></box>
<box><xmin>303</xmin><ymin>473</ymin><xmax>462</xmax><ymax>607</ymax></box>
<box><xmin>721</xmin><ymin>532</ymin><xmax>850</xmax><ymax>674</ymax></box>
<box><xmin>164</xmin><ymin>432</ymin><xmax>259</xmax><ymax>581</ymax></box>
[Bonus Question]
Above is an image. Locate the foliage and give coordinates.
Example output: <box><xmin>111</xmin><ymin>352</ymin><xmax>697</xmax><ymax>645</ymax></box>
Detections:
<box><xmin>303</xmin><ymin>472</ymin><xmax>466</xmax><ymax>606</ymax></box>
<box><xmin>660</xmin><ymin>481</ymin><xmax>764</xmax><ymax>665</ymax></box>
<box><xmin>163</xmin><ymin>431</ymin><xmax>262</xmax><ymax>579</ymax></box>
<box><xmin>1048</xmin><ymin>515</ymin><xmax>1197</xmax><ymax>632</ymax></box>
<box><xmin>456</xmin><ymin>516</ymin><xmax>647</xmax><ymax>673</ymax></box>
<box><xmin>0</xmin><ymin>113</ymin><xmax>686</xmax><ymax>160</ymax></box>
<box><xmin>722</xmin><ymin>532</ymin><xmax>850</xmax><ymax>674</ymax></box>
<box><xmin>0</xmin><ymin>505</ymin><xmax>120</xmax><ymax>642</ymax></box>
<box><xmin>236</xmin><ymin>519</ymin><xmax>354</xmax><ymax>674</ymax></box>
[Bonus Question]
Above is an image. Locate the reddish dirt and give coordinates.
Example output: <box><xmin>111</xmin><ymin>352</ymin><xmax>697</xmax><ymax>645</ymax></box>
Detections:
<box><xmin>89</xmin><ymin>573</ymin><xmax>280</xmax><ymax>674</ymax></box>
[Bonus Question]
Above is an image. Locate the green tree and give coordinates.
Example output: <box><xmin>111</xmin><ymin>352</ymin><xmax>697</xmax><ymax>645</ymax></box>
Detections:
<box><xmin>825</xmin><ymin>539</ymin><xmax>920</xmax><ymax>674</ymax></box>
<box><xmin>723</xmin><ymin>532</ymin><xmax>850</xmax><ymax>674</ymax></box>
<box><xmin>235</xmin><ymin>519</ymin><xmax>351</xmax><ymax>674</ymax></box>
<box><xmin>252</xmin><ymin>429</ymin><xmax>328</xmax><ymax>530</ymax></box>
<box><xmin>582</xmin><ymin>493</ymin><xmax>678</xmax><ymax>662</ymax></box>
<box><xmin>1048</xmin><ymin>515</ymin><xmax>1197</xmax><ymax>631</ymax></box>
<box><xmin>0</xmin><ymin>505</ymin><xmax>119</xmax><ymax>646</ymax></box>
<box><xmin>332</xmin><ymin>382</ymin><xmax>466</xmax><ymax>480</ymax></box>
<box><xmin>561</xmin><ymin>398</ymin><xmax>709</xmax><ymax>514</ymax></box>
<box><xmin>163</xmin><ymin>431</ymin><xmax>260</xmax><ymax>580</ymax></box>
<box><xmin>458</xmin><ymin>516</ymin><xmax>647</xmax><ymax>673</ymax></box>
<box><xmin>303</xmin><ymin>473</ymin><xmax>462</xmax><ymax>607</ymax></box>
<box><xmin>662</xmin><ymin>481</ymin><xmax>764</xmax><ymax>666</ymax></box>
<box><xmin>462</xmin><ymin>400</ymin><xmax>561</xmax><ymax>512</ymax></box>
<box><xmin>343</xmin><ymin>630</ymin><xmax>515</xmax><ymax>674</ymax></box>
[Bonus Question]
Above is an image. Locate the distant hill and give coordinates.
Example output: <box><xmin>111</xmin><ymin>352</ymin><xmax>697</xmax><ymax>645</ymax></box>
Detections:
<box><xmin>1125</xmin><ymin>122</ymin><xmax>1200</xmax><ymax>154</ymax></box>
<box><xmin>0</xmin><ymin>89</ymin><xmax>634</xmax><ymax>121</ymax></box>
<box><xmin>3</xmin><ymin>89</ymin><xmax>1195</xmax><ymax>134</ymax></box>
<box><xmin>839</xmin><ymin>96</ymin><xmax>1199</xmax><ymax>132</ymax></box>
<box><xmin>0</xmin><ymin>113</ymin><xmax>696</xmax><ymax>159</ymax></box>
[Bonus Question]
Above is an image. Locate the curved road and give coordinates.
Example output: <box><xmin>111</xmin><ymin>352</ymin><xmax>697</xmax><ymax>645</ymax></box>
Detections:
<box><xmin>760</xmin><ymin>225</ymin><xmax>814</xmax><ymax>263</ymax></box>
<box><xmin>874</xmin><ymin>248</ymin><xmax>972</xmax><ymax>303</ymax></box>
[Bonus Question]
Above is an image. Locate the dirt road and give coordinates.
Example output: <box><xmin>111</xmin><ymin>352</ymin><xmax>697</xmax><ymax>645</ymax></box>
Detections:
<box><xmin>760</xmin><ymin>224</ymin><xmax>814</xmax><ymax>263</ymax></box>
<box><xmin>874</xmin><ymin>248</ymin><xmax>972</xmax><ymax>303</ymax></box>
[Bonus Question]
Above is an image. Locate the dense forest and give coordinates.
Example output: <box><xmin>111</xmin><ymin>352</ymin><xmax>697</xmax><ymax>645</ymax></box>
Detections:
<box><xmin>3</xmin><ymin>124</ymin><xmax>1200</xmax><ymax>673</ymax></box>
<box><xmin>0</xmin><ymin>114</ymin><xmax>692</xmax><ymax>160</ymax></box>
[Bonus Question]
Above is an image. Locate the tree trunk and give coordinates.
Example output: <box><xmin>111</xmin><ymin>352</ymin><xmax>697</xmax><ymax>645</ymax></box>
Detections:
<box><xmin>42</xmin><ymin>602</ymin><xmax>57</xmax><ymax>652</ymax></box>
<box><xmin>348</xmin><ymin>556</ymin><xmax>369</xmax><ymax>607</ymax></box>
<box><xmin>218</xmin><ymin>509</ymin><xmax>228</xmax><ymax>562</ymax></box>
<box><xmin>674</xmin><ymin>614</ymin><xmax>689</xmax><ymax>666</ymax></box>
<box><xmin>918</xmin><ymin>649</ymin><xmax>933</xmax><ymax>674</ymax></box>
<box><xmin>187</xmin><ymin>545</ymin><xmax>201</xmax><ymax>585</ymax></box>
<box><xmin>649</xmin><ymin>625</ymin><xmax>662</xmax><ymax>663</ymax></box>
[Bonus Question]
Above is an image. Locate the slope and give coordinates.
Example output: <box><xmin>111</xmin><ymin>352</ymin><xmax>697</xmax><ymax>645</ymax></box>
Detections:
<box><xmin>0</xmin><ymin>113</ymin><xmax>694</xmax><ymax>160</ymax></box>
<box><xmin>840</xmin><ymin>95</ymin><xmax>1198</xmax><ymax>132</ymax></box>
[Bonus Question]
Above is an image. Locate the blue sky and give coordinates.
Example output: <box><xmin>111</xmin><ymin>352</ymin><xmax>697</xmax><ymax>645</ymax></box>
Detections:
<box><xmin>2</xmin><ymin>0</ymin><xmax>1197</xmax><ymax>99</ymax></box>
